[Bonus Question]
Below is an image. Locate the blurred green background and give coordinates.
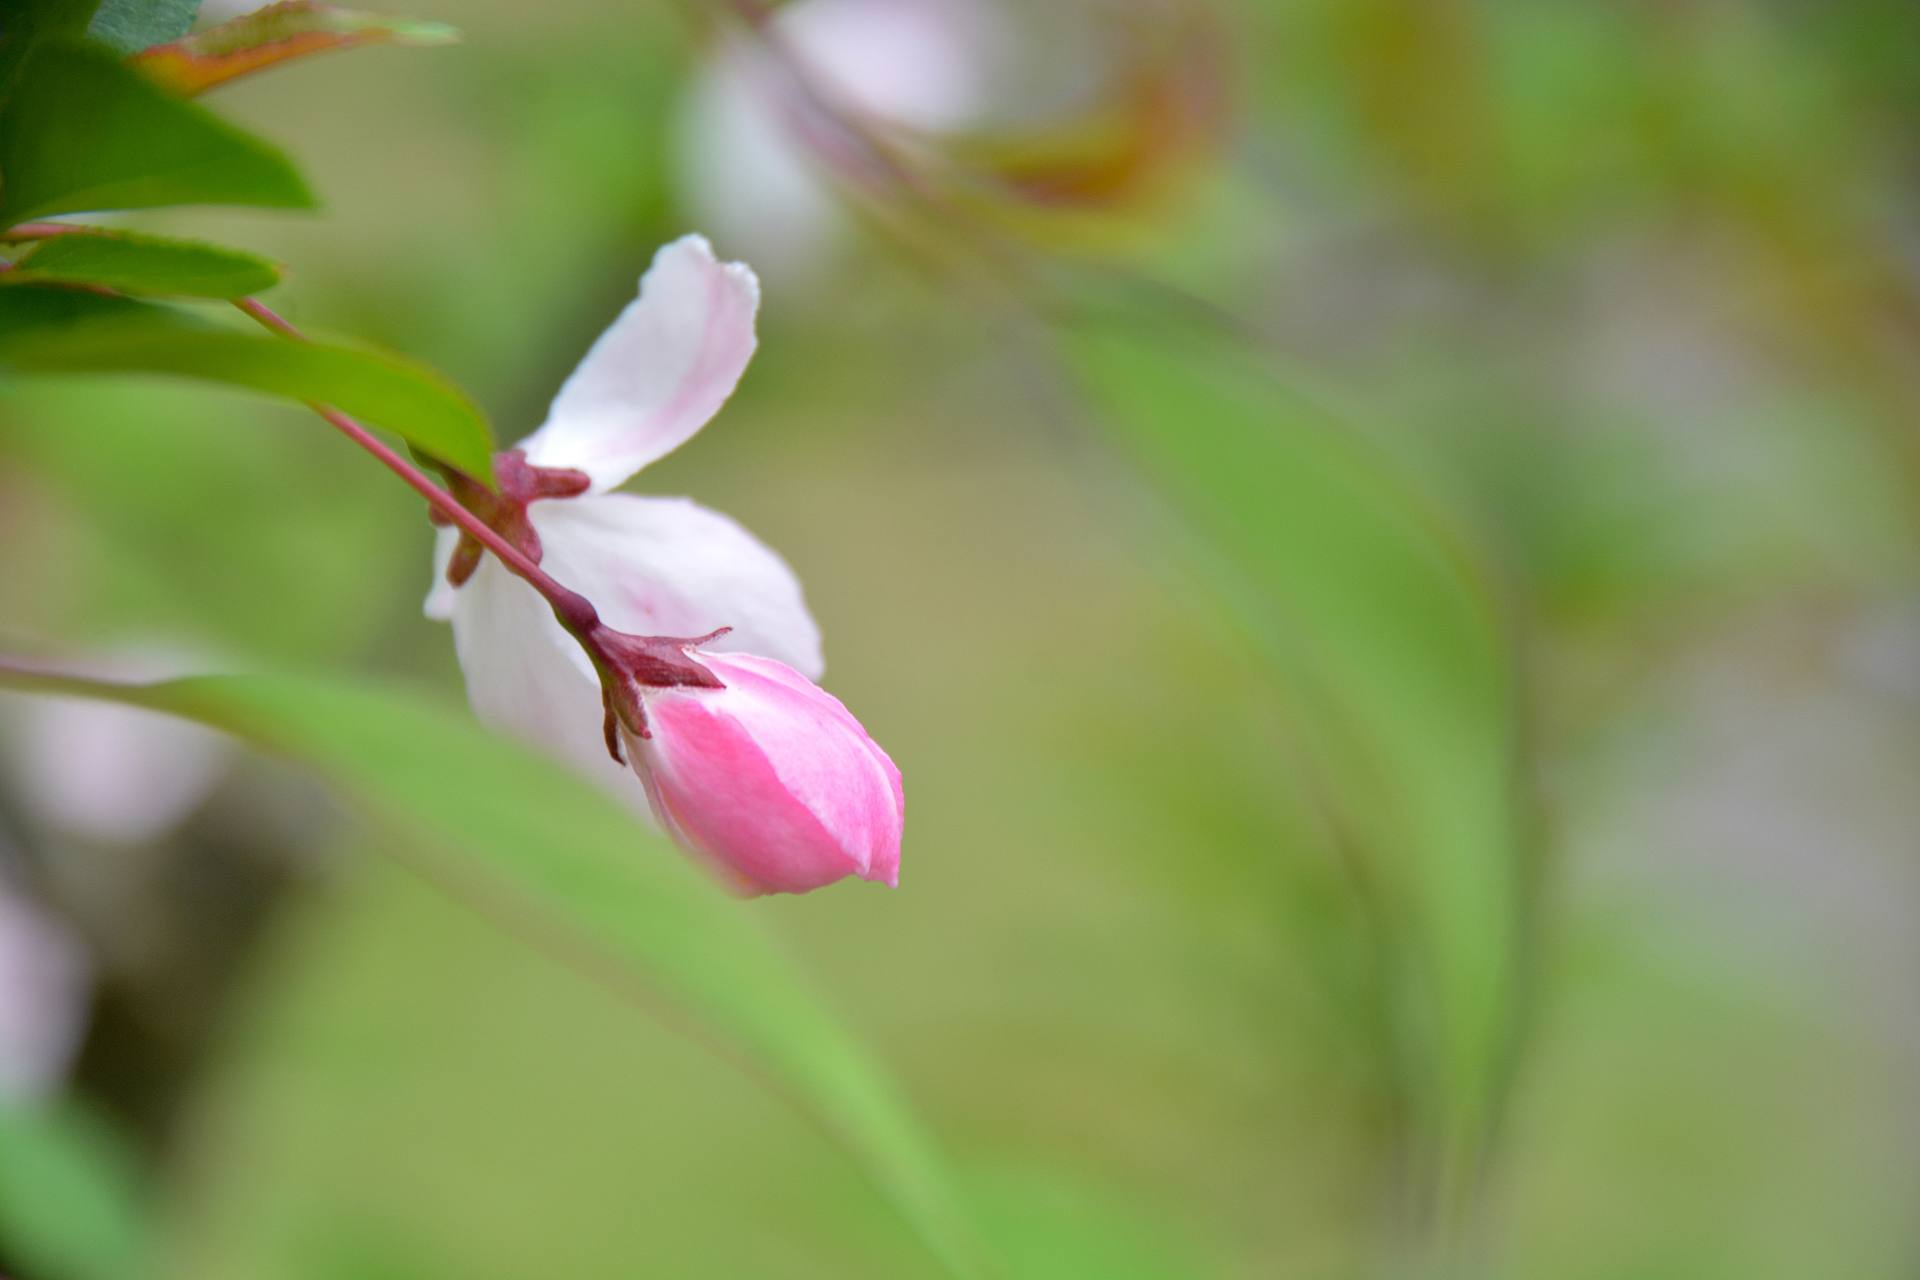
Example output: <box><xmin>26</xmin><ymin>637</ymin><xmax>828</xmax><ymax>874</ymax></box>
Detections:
<box><xmin>2</xmin><ymin>0</ymin><xmax>1918</xmax><ymax>1276</ymax></box>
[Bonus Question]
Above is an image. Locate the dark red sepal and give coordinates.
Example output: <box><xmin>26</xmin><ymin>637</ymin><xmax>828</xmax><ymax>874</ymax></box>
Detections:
<box><xmin>589</xmin><ymin>627</ymin><xmax>732</xmax><ymax>763</ymax></box>
<box><xmin>433</xmin><ymin>448</ymin><xmax>593</xmax><ymax>588</ymax></box>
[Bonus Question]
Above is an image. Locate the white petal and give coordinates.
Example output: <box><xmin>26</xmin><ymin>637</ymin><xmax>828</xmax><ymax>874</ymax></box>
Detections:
<box><xmin>423</xmin><ymin>525</ymin><xmax>460</xmax><ymax>620</ymax></box>
<box><xmin>779</xmin><ymin>0</ymin><xmax>1003</xmax><ymax>130</ymax></box>
<box><xmin>677</xmin><ymin>47</ymin><xmax>846</xmax><ymax>283</ymax></box>
<box><xmin>518</xmin><ymin>236</ymin><xmax>760</xmax><ymax>492</ymax></box>
<box><xmin>675</xmin><ymin>0</ymin><xmax>1001</xmax><ymax>285</ymax></box>
<box><xmin>533</xmin><ymin>493</ymin><xmax>825</xmax><ymax>680</ymax></box>
<box><xmin>446</xmin><ymin>555</ymin><xmax>636</xmax><ymax>794</ymax></box>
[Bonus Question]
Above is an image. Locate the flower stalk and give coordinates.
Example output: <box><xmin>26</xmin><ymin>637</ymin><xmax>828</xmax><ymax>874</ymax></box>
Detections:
<box><xmin>231</xmin><ymin>295</ymin><xmax>720</xmax><ymax>759</ymax></box>
<box><xmin>238</xmin><ymin>234</ymin><xmax>897</xmax><ymax>897</ymax></box>
<box><xmin>5</xmin><ymin>221</ymin><xmax>627</xmax><ymax>662</ymax></box>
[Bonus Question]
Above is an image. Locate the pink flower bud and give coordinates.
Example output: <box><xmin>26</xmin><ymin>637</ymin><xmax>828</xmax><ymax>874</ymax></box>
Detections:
<box><xmin>625</xmin><ymin>651</ymin><xmax>903</xmax><ymax>895</ymax></box>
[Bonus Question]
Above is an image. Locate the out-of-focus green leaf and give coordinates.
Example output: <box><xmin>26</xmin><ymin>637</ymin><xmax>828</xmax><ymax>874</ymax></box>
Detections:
<box><xmin>0</xmin><ymin>1099</ymin><xmax>150</xmax><ymax>1280</ymax></box>
<box><xmin>0</xmin><ymin>0</ymin><xmax>82</xmax><ymax>96</ymax></box>
<box><xmin>2</xmin><ymin>228</ymin><xmax>281</xmax><ymax>297</ymax></box>
<box><xmin>1067</xmin><ymin>315</ymin><xmax>1525</xmax><ymax>1226</ymax></box>
<box><xmin>86</xmin><ymin>0</ymin><xmax>199</xmax><ymax>54</ymax></box>
<box><xmin>0</xmin><ymin>664</ymin><xmax>990</xmax><ymax>1280</ymax></box>
<box><xmin>0</xmin><ymin>40</ymin><xmax>313</xmax><ymax>227</ymax></box>
<box><xmin>133</xmin><ymin>1</ymin><xmax>458</xmax><ymax>97</ymax></box>
<box><xmin>969</xmin><ymin>1164</ymin><xmax>1220</xmax><ymax>1280</ymax></box>
<box><xmin>0</xmin><ymin>0</ymin><xmax>96</xmax><ymax>97</ymax></box>
<box><xmin>0</xmin><ymin>282</ymin><xmax>150</xmax><ymax>330</ymax></box>
<box><xmin>0</xmin><ymin>286</ymin><xmax>495</xmax><ymax>478</ymax></box>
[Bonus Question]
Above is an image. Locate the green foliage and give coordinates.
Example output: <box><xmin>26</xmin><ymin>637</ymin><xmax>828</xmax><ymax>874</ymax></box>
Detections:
<box><xmin>0</xmin><ymin>664</ymin><xmax>988</xmax><ymax>1280</ymax></box>
<box><xmin>87</xmin><ymin>0</ymin><xmax>200</xmax><ymax>54</ymax></box>
<box><xmin>0</xmin><ymin>0</ymin><xmax>87</xmax><ymax>96</ymax></box>
<box><xmin>0</xmin><ymin>40</ymin><xmax>313</xmax><ymax>227</ymax></box>
<box><xmin>1068</xmin><ymin>315</ymin><xmax>1525</xmax><ymax>1221</ymax></box>
<box><xmin>2</xmin><ymin>228</ymin><xmax>281</xmax><ymax>297</ymax></box>
<box><xmin>0</xmin><ymin>1099</ymin><xmax>150</xmax><ymax>1280</ymax></box>
<box><xmin>0</xmin><ymin>286</ymin><xmax>496</xmax><ymax>478</ymax></box>
<box><xmin>968</xmin><ymin>1165</ymin><xmax>1217</xmax><ymax>1280</ymax></box>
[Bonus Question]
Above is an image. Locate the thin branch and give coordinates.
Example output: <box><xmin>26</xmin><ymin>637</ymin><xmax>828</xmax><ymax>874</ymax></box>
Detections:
<box><xmin>229</xmin><ymin>296</ymin><xmax>601</xmax><ymax>637</ymax></box>
<box><xmin>0</xmin><ymin>222</ymin><xmax>90</xmax><ymax>241</ymax></box>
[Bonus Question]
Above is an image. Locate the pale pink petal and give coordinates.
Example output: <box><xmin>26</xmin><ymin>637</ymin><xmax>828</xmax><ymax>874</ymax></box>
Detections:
<box><xmin>444</xmin><ymin>555</ymin><xmax>636</xmax><ymax>795</ymax></box>
<box><xmin>706</xmin><ymin>653</ymin><xmax>901</xmax><ymax>884</ymax></box>
<box><xmin>726</xmin><ymin>652</ymin><xmax>905</xmax><ymax>865</ymax></box>
<box><xmin>423</xmin><ymin>525</ymin><xmax>460</xmax><ymax>621</ymax></box>
<box><xmin>517</xmin><ymin>235</ymin><xmax>760</xmax><ymax>492</ymax></box>
<box><xmin>532</xmin><ymin>493</ymin><xmax>824</xmax><ymax>680</ymax></box>
<box><xmin>634</xmin><ymin>652</ymin><xmax>902</xmax><ymax>894</ymax></box>
<box><xmin>635</xmin><ymin>698</ymin><xmax>857</xmax><ymax>894</ymax></box>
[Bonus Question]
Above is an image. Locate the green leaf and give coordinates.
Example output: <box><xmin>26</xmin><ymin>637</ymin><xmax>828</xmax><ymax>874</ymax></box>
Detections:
<box><xmin>0</xmin><ymin>40</ymin><xmax>313</xmax><ymax>227</ymax></box>
<box><xmin>133</xmin><ymin>1</ymin><xmax>459</xmax><ymax>96</ymax></box>
<box><xmin>0</xmin><ymin>663</ymin><xmax>990</xmax><ymax>1280</ymax></box>
<box><xmin>0</xmin><ymin>287</ymin><xmax>495</xmax><ymax>478</ymax></box>
<box><xmin>1068</xmin><ymin>316</ymin><xmax>1526</xmax><ymax>1221</ymax></box>
<box><xmin>0</xmin><ymin>1099</ymin><xmax>150</xmax><ymax>1280</ymax></box>
<box><xmin>0</xmin><ymin>0</ymin><xmax>97</xmax><ymax>95</ymax></box>
<box><xmin>0</xmin><ymin>281</ymin><xmax>158</xmax><ymax>331</ymax></box>
<box><xmin>2</xmin><ymin>228</ymin><xmax>281</xmax><ymax>297</ymax></box>
<box><xmin>86</xmin><ymin>0</ymin><xmax>200</xmax><ymax>53</ymax></box>
<box><xmin>969</xmin><ymin>1164</ymin><xmax>1219</xmax><ymax>1280</ymax></box>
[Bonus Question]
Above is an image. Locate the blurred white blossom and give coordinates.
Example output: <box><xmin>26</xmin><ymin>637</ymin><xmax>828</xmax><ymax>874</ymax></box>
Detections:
<box><xmin>677</xmin><ymin>0</ymin><xmax>1004</xmax><ymax>278</ymax></box>
<box><xmin>0</xmin><ymin>881</ymin><xmax>88</xmax><ymax>1102</ymax></box>
<box><xmin>1</xmin><ymin>649</ymin><xmax>229</xmax><ymax>845</ymax></box>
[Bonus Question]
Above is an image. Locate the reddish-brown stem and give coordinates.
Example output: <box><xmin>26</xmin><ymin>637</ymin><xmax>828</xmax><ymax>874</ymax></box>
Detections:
<box><xmin>0</xmin><ymin>222</ymin><xmax>602</xmax><ymax>633</ymax></box>
<box><xmin>229</xmin><ymin>296</ymin><xmax>601</xmax><ymax>639</ymax></box>
<box><xmin>1</xmin><ymin>217</ymin><xmax>596</xmax><ymax>634</ymax></box>
<box><xmin>0</xmin><ymin>222</ymin><xmax>89</xmax><ymax>241</ymax></box>
<box><xmin>229</xmin><ymin>294</ymin><xmax>724</xmax><ymax>764</ymax></box>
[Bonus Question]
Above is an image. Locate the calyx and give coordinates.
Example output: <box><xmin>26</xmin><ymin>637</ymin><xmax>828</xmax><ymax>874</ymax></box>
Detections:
<box><xmin>429</xmin><ymin>449</ymin><xmax>730</xmax><ymax>764</ymax></box>
<box><xmin>431</xmin><ymin>448</ymin><xmax>592</xmax><ymax>587</ymax></box>
<box><xmin>589</xmin><ymin>626</ymin><xmax>732</xmax><ymax>762</ymax></box>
